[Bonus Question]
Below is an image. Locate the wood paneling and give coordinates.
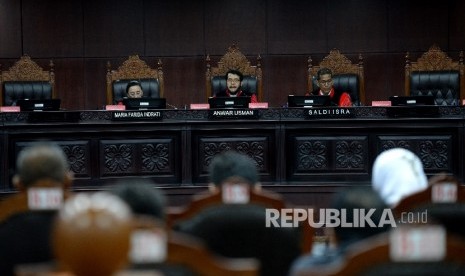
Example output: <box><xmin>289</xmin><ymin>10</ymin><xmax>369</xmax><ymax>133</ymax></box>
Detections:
<box><xmin>0</xmin><ymin>0</ymin><xmax>22</xmax><ymax>58</ymax></box>
<box><xmin>387</xmin><ymin>1</ymin><xmax>448</xmax><ymax>52</ymax></box>
<box><xmin>22</xmin><ymin>0</ymin><xmax>83</xmax><ymax>57</ymax></box>
<box><xmin>204</xmin><ymin>0</ymin><xmax>267</xmax><ymax>55</ymax></box>
<box><xmin>267</xmin><ymin>0</ymin><xmax>326</xmax><ymax>54</ymax></box>
<box><xmin>145</xmin><ymin>1</ymin><xmax>205</xmax><ymax>56</ymax></box>
<box><xmin>83</xmin><ymin>0</ymin><xmax>145</xmax><ymax>57</ymax></box>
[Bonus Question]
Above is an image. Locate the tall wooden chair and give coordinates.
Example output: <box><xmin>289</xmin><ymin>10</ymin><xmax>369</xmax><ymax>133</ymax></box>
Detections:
<box><xmin>206</xmin><ymin>44</ymin><xmax>263</xmax><ymax>102</ymax></box>
<box><xmin>167</xmin><ymin>181</ymin><xmax>311</xmax><ymax>276</ymax></box>
<box><xmin>128</xmin><ymin>216</ymin><xmax>259</xmax><ymax>276</ymax></box>
<box><xmin>405</xmin><ymin>45</ymin><xmax>465</xmax><ymax>105</ymax></box>
<box><xmin>106</xmin><ymin>55</ymin><xmax>164</xmax><ymax>105</ymax></box>
<box><xmin>293</xmin><ymin>225</ymin><xmax>465</xmax><ymax>276</ymax></box>
<box><xmin>393</xmin><ymin>173</ymin><xmax>465</xmax><ymax>238</ymax></box>
<box><xmin>0</xmin><ymin>55</ymin><xmax>55</xmax><ymax>106</ymax></box>
<box><xmin>308</xmin><ymin>49</ymin><xmax>365</xmax><ymax>106</ymax></box>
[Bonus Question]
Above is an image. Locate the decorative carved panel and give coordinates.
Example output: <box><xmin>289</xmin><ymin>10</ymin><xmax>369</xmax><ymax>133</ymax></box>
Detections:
<box><xmin>291</xmin><ymin>136</ymin><xmax>367</xmax><ymax>173</ymax></box>
<box><xmin>1</xmin><ymin>55</ymin><xmax>53</xmax><ymax>81</ymax></box>
<box><xmin>407</xmin><ymin>45</ymin><xmax>462</xmax><ymax>71</ymax></box>
<box><xmin>100</xmin><ymin>139</ymin><xmax>175</xmax><ymax>177</ymax></box>
<box><xmin>107</xmin><ymin>55</ymin><xmax>162</xmax><ymax>80</ymax></box>
<box><xmin>377</xmin><ymin>135</ymin><xmax>452</xmax><ymax>171</ymax></box>
<box><xmin>14</xmin><ymin>140</ymin><xmax>91</xmax><ymax>179</ymax></box>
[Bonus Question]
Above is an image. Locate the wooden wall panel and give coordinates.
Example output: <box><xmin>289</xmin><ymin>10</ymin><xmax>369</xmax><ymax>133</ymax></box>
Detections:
<box><xmin>0</xmin><ymin>0</ymin><xmax>22</xmax><ymax>58</ymax></box>
<box><xmin>327</xmin><ymin>0</ymin><xmax>387</xmax><ymax>53</ymax></box>
<box><xmin>83</xmin><ymin>0</ymin><xmax>145</xmax><ymax>57</ymax></box>
<box><xmin>267</xmin><ymin>0</ymin><xmax>326</xmax><ymax>54</ymax></box>
<box><xmin>161</xmin><ymin>57</ymin><xmax>206</xmax><ymax>107</ymax></box>
<box><xmin>145</xmin><ymin>1</ymin><xmax>205</xmax><ymax>56</ymax></box>
<box><xmin>54</xmin><ymin>59</ymin><xmax>86</xmax><ymax>110</ymax></box>
<box><xmin>263</xmin><ymin>55</ymin><xmax>309</xmax><ymax>105</ymax></box>
<box><xmin>387</xmin><ymin>1</ymin><xmax>449</xmax><ymax>52</ymax></box>
<box><xmin>83</xmin><ymin>58</ymin><xmax>108</xmax><ymax>109</ymax></box>
<box><xmin>204</xmin><ymin>0</ymin><xmax>267</xmax><ymax>56</ymax></box>
<box><xmin>22</xmin><ymin>0</ymin><xmax>83</xmax><ymax>57</ymax></box>
<box><xmin>449</xmin><ymin>0</ymin><xmax>465</xmax><ymax>51</ymax></box>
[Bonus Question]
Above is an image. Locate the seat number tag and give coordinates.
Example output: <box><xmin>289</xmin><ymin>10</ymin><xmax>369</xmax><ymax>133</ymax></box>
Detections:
<box><xmin>390</xmin><ymin>225</ymin><xmax>446</xmax><ymax>262</ymax></box>
<box><xmin>222</xmin><ymin>183</ymin><xmax>250</xmax><ymax>204</ymax></box>
<box><xmin>432</xmin><ymin>183</ymin><xmax>457</xmax><ymax>203</ymax></box>
<box><xmin>27</xmin><ymin>187</ymin><xmax>63</xmax><ymax>210</ymax></box>
<box><xmin>130</xmin><ymin>229</ymin><xmax>167</xmax><ymax>263</ymax></box>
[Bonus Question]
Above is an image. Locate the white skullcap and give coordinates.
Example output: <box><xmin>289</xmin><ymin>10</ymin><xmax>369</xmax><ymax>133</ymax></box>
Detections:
<box><xmin>372</xmin><ymin>148</ymin><xmax>428</xmax><ymax>207</ymax></box>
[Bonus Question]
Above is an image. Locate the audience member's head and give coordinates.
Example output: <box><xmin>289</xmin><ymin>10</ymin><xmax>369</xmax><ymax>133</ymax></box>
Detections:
<box><xmin>109</xmin><ymin>178</ymin><xmax>166</xmax><ymax>221</ymax></box>
<box><xmin>331</xmin><ymin>186</ymin><xmax>390</xmax><ymax>249</ymax></box>
<box><xmin>53</xmin><ymin>192</ymin><xmax>133</xmax><ymax>276</ymax></box>
<box><xmin>13</xmin><ymin>142</ymin><xmax>72</xmax><ymax>190</ymax></box>
<box><xmin>208</xmin><ymin>150</ymin><xmax>259</xmax><ymax>186</ymax></box>
<box><xmin>372</xmin><ymin>148</ymin><xmax>428</xmax><ymax>207</ymax></box>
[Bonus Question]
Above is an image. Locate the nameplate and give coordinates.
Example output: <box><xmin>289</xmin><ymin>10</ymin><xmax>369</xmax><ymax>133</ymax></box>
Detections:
<box><xmin>1</xmin><ymin>106</ymin><xmax>21</xmax><ymax>112</ymax></box>
<box><xmin>105</xmin><ymin>104</ymin><xmax>126</xmax><ymax>111</ymax></box>
<box><xmin>208</xmin><ymin>109</ymin><xmax>258</xmax><ymax>120</ymax></box>
<box><xmin>304</xmin><ymin>107</ymin><xmax>354</xmax><ymax>119</ymax></box>
<box><xmin>372</xmin><ymin>101</ymin><xmax>391</xmax><ymax>106</ymax></box>
<box><xmin>249</xmin><ymin>102</ymin><xmax>269</xmax><ymax>109</ymax></box>
<box><xmin>190</xmin><ymin>103</ymin><xmax>210</xmax><ymax>110</ymax></box>
<box><xmin>112</xmin><ymin>110</ymin><xmax>163</xmax><ymax>121</ymax></box>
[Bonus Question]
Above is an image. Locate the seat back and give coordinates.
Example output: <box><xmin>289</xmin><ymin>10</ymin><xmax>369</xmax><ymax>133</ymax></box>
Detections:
<box><xmin>308</xmin><ymin>49</ymin><xmax>365</xmax><ymax>106</ymax></box>
<box><xmin>206</xmin><ymin>45</ymin><xmax>263</xmax><ymax>102</ymax></box>
<box><xmin>0</xmin><ymin>55</ymin><xmax>55</xmax><ymax>106</ymax></box>
<box><xmin>129</xmin><ymin>216</ymin><xmax>259</xmax><ymax>276</ymax></box>
<box><xmin>106</xmin><ymin>55</ymin><xmax>164</xmax><ymax>105</ymax></box>
<box><xmin>175</xmin><ymin>204</ymin><xmax>301</xmax><ymax>276</ymax></box>
<box><xmin>393</xmin><ymin>173</ymin><xmax>465</xmax><ymax>238</ymax></box>
<box><xmin>294</xmin><ymin>225</ymin><xmax>465</xmax><ymax>276</ymax></box>
<box><xmin>405</xmin><ymin>45</ymin><xmax>465</xmax><ymax>106</ymax></box>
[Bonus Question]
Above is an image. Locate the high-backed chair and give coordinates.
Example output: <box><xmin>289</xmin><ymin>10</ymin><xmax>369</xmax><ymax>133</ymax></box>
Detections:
<box><xmin>106</xmin><ymin>55</ymin><xmax>164</xmax><ymax>105</ymax></box>
<box><xmin>0</xmin><ymin>55</ymin><xmax>55</xmax><ymax>106</ymax></box>
<box><xmin>0</xmin><ymin>179</ymin><xmax>68</xmax><ymax>275</ymax></box>
<box><xmin>405</xmin><ymin>45</ymin><xmax>465</xmax><ymax>106</ymax></box>
<box><xmin>293</xmin><ymin>225</ymin><xmax>465</xmax><ymax>276</ymax></box>
<box><xmin>308</xmin><ymin>49</ymin><xmax>365</xmax><ymax>106</ymax></box>
<box><xmin>175</xmin><ymin>204</ymin><xmax>302</xmax><ymax>276</ymax></box>
<box><xmin>206</xmin><ymin>44</ymin><xmax>263</xmax><ymax>102</ymax></box>
<box><xmin>128</xmin><ymin>216</ymin><xmax>259</xmax><ymax>276</ymax></box>
<box><xmin>393</xmin><ymin>173</ymin><xmax>465</xmax><ymax>238</ymax></box>
<box><xmin>168</xmin><ymin>182</ymin><xmax>309</xmax><ymax>276</ymax></box>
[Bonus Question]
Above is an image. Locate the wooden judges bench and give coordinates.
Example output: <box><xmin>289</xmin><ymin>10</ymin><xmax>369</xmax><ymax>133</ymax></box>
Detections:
<box><xmin>0</xmin><ymin>106</ymin><xmax>463</xmax><ymax>208</ymax></box>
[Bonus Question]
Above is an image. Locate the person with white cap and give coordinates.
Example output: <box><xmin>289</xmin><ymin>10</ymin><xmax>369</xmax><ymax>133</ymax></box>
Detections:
<box><xmin>372</xmin><ymin>148</ymin><xmax>429</xmax><ymax>207</ymax></box>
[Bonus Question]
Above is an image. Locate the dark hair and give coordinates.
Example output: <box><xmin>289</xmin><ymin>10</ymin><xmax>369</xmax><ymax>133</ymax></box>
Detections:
<box><xmin>16</xmin><ymin>142</ymin><xmax>69</xmax><ymax>187</ymax></box>
<box><xmin>331</xmin><ymin>186</ymin><xmax>390</xmax><ymax>248</ymax></box>
<box><xmin>208</xmin><ymin>151</ymin><xmax>258</xmax><ymax>186</ymax></box>
<box><xmin>225</xmin><ymin>69</ymin><xmax>244</xmax><ymax>82</ymax></box>
<box><xmin>316</xmin><ymin>67</ymin><xmax>333</xmax><ymax>80</ymax></box>
<box><xmin>109</xmin><ymin>178</ymin><xmax>166</xmax><ymax>220</ymax></box>
<box><xmin>125</xmin><ymin>80</ymin><xmax>142</xmax><ymax>95</ymax></box>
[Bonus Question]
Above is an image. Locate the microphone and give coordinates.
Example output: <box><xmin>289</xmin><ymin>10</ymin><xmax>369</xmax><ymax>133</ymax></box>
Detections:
<box><xmin>166</xmin><ymin>103</ymin><xmax>178</xmax><ymax>110</ymax></box>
